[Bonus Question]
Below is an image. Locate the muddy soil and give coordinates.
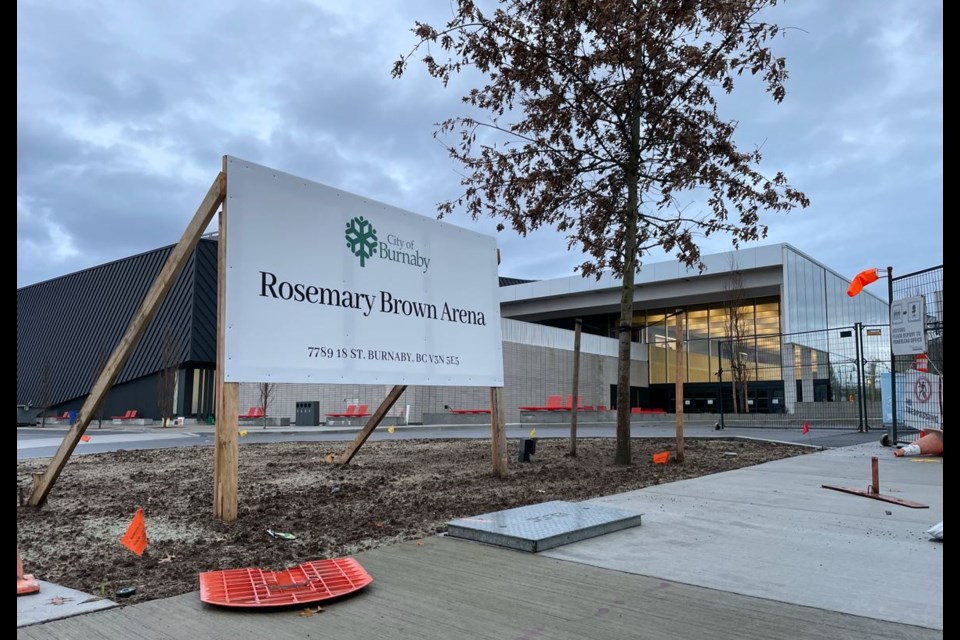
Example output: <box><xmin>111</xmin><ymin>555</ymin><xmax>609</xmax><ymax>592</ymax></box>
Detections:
<box><xmin>16</xmin><ymin>437</ymin><xmax>809</xmax><ymax>604</ymax></box>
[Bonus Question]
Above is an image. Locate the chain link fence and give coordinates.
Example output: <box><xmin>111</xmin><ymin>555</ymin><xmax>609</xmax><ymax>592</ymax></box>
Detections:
<box><xmin>889</xmin><ymin>266</ymin><xmax>943</xmax><ymax>444</ymax></box>
<box><xmin>711</xmin><ymin>324</ymin><xmax>884</xmax><ymax>430</ymax></box>
<box><xmin>706</xmin><ymin>264</ymin><xmax>942</xmax><ymax>437</ymax></box>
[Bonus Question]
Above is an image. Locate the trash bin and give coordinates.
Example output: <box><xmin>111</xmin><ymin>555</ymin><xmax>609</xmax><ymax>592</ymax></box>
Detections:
<box><xmin>296</xmin><ymin>401</ymin><xmax>320</xmax><ymax>427</ymax></box>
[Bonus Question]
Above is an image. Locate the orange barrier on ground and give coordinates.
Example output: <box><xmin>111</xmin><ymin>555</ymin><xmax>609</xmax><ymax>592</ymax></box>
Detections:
<box><xmin>652</xmin><ymin>451</ymin><xmax>670</xmax><ymax>465</ymax></box>
<box><xmin>199</xmin><ymin>557</ymin><xmax>373</xmax><ymax>608</ymax></box>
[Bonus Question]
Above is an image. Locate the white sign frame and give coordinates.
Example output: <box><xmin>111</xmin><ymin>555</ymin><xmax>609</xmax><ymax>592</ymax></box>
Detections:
<box><xmin>223</xmin><ymin>157</ymin><xmax>504</xmax><ymax>386</ymax></box>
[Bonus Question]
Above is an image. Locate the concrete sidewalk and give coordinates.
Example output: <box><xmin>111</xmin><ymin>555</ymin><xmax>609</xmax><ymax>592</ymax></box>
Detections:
<box><xmin>17</xmin><ymin>443</ymin><xmax>941</xmax><ymax>638</ymax></box>
<box><xmin>546</xmin><ymin>442</ymin><xmax>943</xmax><ymax>629</ymax></box>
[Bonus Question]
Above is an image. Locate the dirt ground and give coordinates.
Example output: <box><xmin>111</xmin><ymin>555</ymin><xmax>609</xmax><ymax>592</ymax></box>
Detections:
<box><xmin>17</xmin><ymin>437</ymin><xmax>809</xmax><ymax>604</ymax></box>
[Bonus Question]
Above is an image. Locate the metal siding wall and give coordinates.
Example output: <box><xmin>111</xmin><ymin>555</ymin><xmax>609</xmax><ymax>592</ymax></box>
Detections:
<box><xmin>16</xmin><ymin>244</ymin><xmax>202</xmax><ymax>408</ymax></box>
<box><xmin>190</xmin><ymin>239</ymin><xmax>219</xmax><ymax>363</ymax></box>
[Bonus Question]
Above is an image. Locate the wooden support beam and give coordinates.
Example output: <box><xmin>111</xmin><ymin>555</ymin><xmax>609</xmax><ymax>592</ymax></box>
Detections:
<box><xmin>338</xmin><ymin>385</ymin><xmax>407</xmax><ymax>465</ymax></box>
<box><xmin>213</xmin><ymin>156</ymin><xmax>238</xmax><ymax>522</ymax></box>
<box><xmin>28</xmin><ymin>172</ymin><xmax>226</xmax><ymax>507</ymax></box>
<box><xmin>490</xmin><ymin>387</ymin><xmax>508</xmax><ymax>478</ymax></box>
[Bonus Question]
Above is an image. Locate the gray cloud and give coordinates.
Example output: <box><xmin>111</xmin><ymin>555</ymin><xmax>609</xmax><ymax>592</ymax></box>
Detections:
<box><xmin>17</xmin><ymin>0</ymin><xmax>941</xmax><ymax>287</ymax></box>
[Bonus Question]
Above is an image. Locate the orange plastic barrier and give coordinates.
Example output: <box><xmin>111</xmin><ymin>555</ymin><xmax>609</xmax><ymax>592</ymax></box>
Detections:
<box><xmin>199</xmin><ymin>558</ymin><xmax>372</xmax><ymax>608</ymax></box>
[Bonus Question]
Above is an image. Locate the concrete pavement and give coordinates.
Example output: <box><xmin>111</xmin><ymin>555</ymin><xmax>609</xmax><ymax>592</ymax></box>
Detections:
<box><xmin>17</xmin><ymin>420</ymin><xmax>883</xmax><ymax>459</ymax></box>
<box><xmin>545</xmin><ymin>442</ymin><xmax>943</xmax><ymax>629</ymax></box>
<box><xmin>17</xmin><ymin>581</ymin><xmax>117</xmax><ymax>628</ymax></box>
<box><xmin>17</xmin><ymin>535</ymin><xmax>940</xmax><ymax>640</ymax></box>
<box><xmin>17</xmin><ymin>440</ymin><xmax>942</xmax><ymax>637</ymax></box>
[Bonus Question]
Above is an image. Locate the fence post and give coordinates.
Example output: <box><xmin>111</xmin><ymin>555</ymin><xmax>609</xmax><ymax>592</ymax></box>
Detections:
<box><xmin>886</xmin><ymin>266</ymin><xmax>898</xmax><ymax>444</ymax></box>
<box><xmin>854</xmin><ymin>322</ymin><xmax>865</xmax><ymax>432</ymax></box>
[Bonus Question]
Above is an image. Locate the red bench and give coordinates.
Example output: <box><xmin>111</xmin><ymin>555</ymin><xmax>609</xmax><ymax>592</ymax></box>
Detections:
<box><xmin>111</xmin><ymin>410</ymin><xmax>139</xmax><ymax>420</ymax></box>
<box><xmin>238</xmin><ymin>407</ymin><xmax>264</xmax><ymax>419</ymax></box>
<box><xmin>325</xmin><ymin>404</ymin><xmax>370</xmax><ymax>418</ymax></box>
<box><xmin>631</xmin><ymin>407</ymin><xmax>667</xmax><ymax>414</ymax></box>
<box><xmin>449</xmin><ymin>409</ymin><xmax>491</xmax><ymax>414</ymax></box>
<box><xmin>519</xmin><ymin>394</ymin><xmax>566</xmax><ymax>411</ymax></box>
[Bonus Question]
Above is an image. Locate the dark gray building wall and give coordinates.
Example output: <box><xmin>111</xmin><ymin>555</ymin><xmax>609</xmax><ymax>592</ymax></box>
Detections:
<box><xmin>16</xmin><ymin>239</ymin><xmax>219</xmax><ymax>417</ymax></box>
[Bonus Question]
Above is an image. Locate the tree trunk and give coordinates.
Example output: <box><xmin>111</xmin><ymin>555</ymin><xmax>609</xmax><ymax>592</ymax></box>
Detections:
<box><xmin>615</xmin><ymin>115</ymin><xmax>641</xmax><ymax>467</ymax></box>
<box><xmin>615</xmin><ymin>254</ymin><xmax>636</xmax><ymax>465</ymax></box>
<box><xmin>570</xmin><ymin>318</ymin><xmax>582</xmax><ymax>457</ymax></box>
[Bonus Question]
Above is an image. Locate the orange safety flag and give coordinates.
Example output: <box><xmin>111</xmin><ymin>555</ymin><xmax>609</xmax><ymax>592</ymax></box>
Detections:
<box><xmin>652</xmin><ymin>451</ymin><xmax>670</xmax><ymax>465</ymax></box>
<box><xmin>847</xmin><ymin>268</ymin><xmax>879</xmax><ymax>297</ymax></box>
<box><xmin>802</xmin><ymin>421</ymin><xmax>810</xmax><ymax>435</ymax></box>
<box><xmin>121</xmin><ymin>508</ymin><xmax>148</xmax><ymax>556</ymax></box>
<box><xmin>80</xmin><ymin>435</ymin><xmax>91</xmax><ymax>442</ymax></box>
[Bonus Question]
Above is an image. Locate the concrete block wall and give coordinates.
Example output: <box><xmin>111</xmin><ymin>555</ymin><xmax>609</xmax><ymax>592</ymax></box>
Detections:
<box><xmin>239</xmin><ymin>320</ymin><xmax>645</xmax><ymax>424</ymax></box>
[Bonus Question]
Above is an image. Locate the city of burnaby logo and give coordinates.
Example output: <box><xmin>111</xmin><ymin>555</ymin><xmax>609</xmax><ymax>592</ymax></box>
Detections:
<box><xmin>345</xmin><ymin>216</ymin><xmax>377</xmax><ymax>267</ymax></box>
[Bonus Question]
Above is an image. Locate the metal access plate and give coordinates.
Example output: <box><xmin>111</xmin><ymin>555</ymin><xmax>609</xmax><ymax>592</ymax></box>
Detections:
<box><xmin>446</xmin><ymin>500</ymin><xmax>643</xmax><ymax>552</ymax></box>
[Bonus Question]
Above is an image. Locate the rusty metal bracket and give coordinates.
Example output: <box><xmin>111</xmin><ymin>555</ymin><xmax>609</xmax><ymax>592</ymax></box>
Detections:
<box><xmin>822</xmin><ymin>456</ymin><xmax>929</xmax><ymax>509</ymax></box>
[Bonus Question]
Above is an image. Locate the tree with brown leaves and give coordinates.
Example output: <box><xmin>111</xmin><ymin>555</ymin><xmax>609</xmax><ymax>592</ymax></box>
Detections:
<box><xmin>393</xmin><ymin>0</ymin><xmax>808</xmax><ymax>464</ymax></box>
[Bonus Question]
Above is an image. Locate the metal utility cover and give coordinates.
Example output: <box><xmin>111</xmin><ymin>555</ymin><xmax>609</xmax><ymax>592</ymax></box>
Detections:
<box><xmin>447</xmin><ymin>500</ymin><xmax>643</xmax><ymax>552</ymax></box>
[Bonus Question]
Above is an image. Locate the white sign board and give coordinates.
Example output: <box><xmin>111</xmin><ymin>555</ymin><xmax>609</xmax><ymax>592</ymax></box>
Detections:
<box><xmin>223</xmin><ymin>157</ymin><xmax>504</xmax><ymax>386</ymax></box>
<box><xmin>890</xmin><ymin>295</ymin><xmax>927</xmax><ymax>356</ymax></box>
<box><xmin>898</xmin><ymin>371</ymin><xmax>943</xmax><ymax>431</ymax></box>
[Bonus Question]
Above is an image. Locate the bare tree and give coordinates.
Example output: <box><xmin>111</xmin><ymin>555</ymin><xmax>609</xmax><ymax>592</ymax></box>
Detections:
<box><xmin>393</xmin><ymin>0</ymin><xmax>809</xmax><ymax>464</ymax></box>
<box><xmin>93</xmin><ymin>347</ymin><xmax>110</xmax><ymax>429</ymax></box>
<box><xmin>156</xmin><ymin>329</ymin><xmax>179</xmax><ymax>428</ymax></box>
<box><xmin>724</xmin><ymin>258</ymin><xmax>751</xmax><ymax>414</ymax></box>
<box><xmin>38</xmin><ymin>361</ymin><xmax>53</xmax><ymax>429</ymax></box>
<box><xmin>258</xmin><ymin>382</ymin><xmax>274</xmax><ymax>428</ymax></box>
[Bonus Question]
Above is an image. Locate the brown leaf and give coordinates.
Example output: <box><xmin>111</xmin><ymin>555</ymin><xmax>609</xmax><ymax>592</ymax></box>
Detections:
<box><xmin>375</xmin><ymin>522</ymin><xmax>385</xmax><ymax>528</ymax></box>
<box><xmin>158</xmin><ymin>554</ymin><xmax>176</xmax><ymax>564</ymax></box>
<box><xmin>48</xmin><ymin>596</ymin><xmax>70</xmax><ymax>606</ymax></box>
<box><xmin>298</xmin><ymin>606</ymin><xmax>324</xmax><ymax>617</ymax></box>
<box><xmin>416</xmin><ymin>540</ymin><xmax>424</xmax><ymax>547</ymax></box>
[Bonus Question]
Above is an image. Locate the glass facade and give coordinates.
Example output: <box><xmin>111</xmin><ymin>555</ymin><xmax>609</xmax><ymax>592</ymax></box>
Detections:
<box><xmin>785</xmin><ymin>249</ymin><xmax>888</xmax><ymax>337</ymax></box>
<box><xmin>632</xmin><ymin>248</ymin><xmax>888</xmax><ymax>389</ymax></box>
<box><xmin>638</xmin><ymin>296</ymin><xmax>781</xmax><ymax>385</ymax></box>
<box><xmin>529</xmin><ymin>246</ymin><xmax>892</xmax><ymax>411</ymax></box>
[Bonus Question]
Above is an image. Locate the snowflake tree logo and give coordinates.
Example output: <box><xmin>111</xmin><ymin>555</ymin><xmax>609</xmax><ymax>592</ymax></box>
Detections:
<box><xmin>344</xmin><ymin>216</ymin><xmax>378</xmax><ymax>267</ymax></box>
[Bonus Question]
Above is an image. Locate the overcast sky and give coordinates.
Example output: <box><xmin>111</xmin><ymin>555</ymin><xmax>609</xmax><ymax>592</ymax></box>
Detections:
<box><xmin>17</xmin><ymin>0</ymin><xmax>942</xmax><ymax>289</ymax></box>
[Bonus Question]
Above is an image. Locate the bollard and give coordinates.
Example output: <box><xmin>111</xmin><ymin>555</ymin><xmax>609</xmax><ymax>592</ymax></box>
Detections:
<box><xmin>518</xmin><ymin>438</ymin><xmax>537</xmax><ymax>463</ymax></box>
